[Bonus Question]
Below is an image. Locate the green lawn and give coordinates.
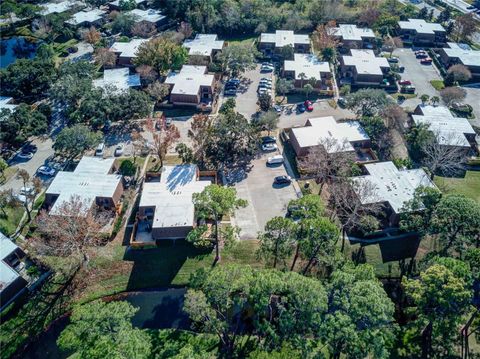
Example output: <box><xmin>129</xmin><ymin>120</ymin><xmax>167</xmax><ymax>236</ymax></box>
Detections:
<box><xmin>0</xmin><ymin>205</ymin><xmax>24</xmax><ymax>236</ymax></box>
<box><xmin>223</xmin><ymin>35</ymin><xmax>257</xmax><ymax>46</ymax></box>
<box><xmin>434</xmin><ymin>171</ymin><xmax>480</xmax><ymax>202</ymax></box>
<box><xmin>430</xmin><ymin>79</ymin><xmax>445</xmax><ymax>91</ymax></box>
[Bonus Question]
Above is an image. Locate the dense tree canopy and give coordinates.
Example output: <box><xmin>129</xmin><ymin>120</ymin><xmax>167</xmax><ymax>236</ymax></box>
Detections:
<box><xmin>1</xmin><ymin>104</ymin><xmax>49</xmax><ymax>147</ymax></box>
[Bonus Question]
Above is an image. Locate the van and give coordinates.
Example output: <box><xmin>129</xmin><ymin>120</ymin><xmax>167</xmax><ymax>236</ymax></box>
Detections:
<box><xmin>95</xmin><ymin>143</ymin><xmax>105</xmax><ymax>157</ymax></box>
<box><xmin>267</xmin><ymin>155</ymin><xmax>284</xmax><ymax>165</ymax></box>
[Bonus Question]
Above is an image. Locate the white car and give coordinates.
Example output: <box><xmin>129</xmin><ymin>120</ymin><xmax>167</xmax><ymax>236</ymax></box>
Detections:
<box><xmin>262</xmin><ymin>143</ymin><xmax>278</xmax><ymax>151</ymax></box>
<box><xmin>16</xmin><ymin>187</ymin><xmax>34</xmax><ymax>203</ymax></box>
<box><xmin>258</xmin><ymin>88</ymin><xmax>272</xmax><ymax>96</ymax></box>
<box><xmin>37</xmin><ymin>165</ymin><xmax>55</xmax><ymax>176</ymax></box>
<box><xmin>17</xmin><ymin>152</ymin><xmax>34</xmax><ymax>160</ymax></box>
<box><xmin>258</xmin><ymin>83</ymin><xmax>272</xmax><ymax>90</ymax></box>
<box><xmin>114</xmin><ymin>144</ymin><xmax>124</xmax><ymax>157</ymax></box>
<box><xmin>260</xmin><ymin>65</ymin><xmax>274</xmax><ymax>72</ymax></box>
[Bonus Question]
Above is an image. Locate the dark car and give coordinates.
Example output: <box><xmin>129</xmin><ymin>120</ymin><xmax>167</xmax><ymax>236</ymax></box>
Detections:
<box><xmin>387</xmin><ymin>57</ymin><xmax>399</xmax><ymax>63</ymax></box>
<box><xmin>228</xmin><ymin>78</ymin><xmax>241</xmax><ymax>85</ymax></box>
<box><xmin>22</xmin><ymin>143</ymin><xmax>37</xmax><ymax>153</ymax></box>
<box><xmin>296</xmin><ymin>103</ymin><xmax>306</xmax><ymax>113</ymax></box>
<box><xmin>416</xmin><ymin>52</ymin><xmax>428</xmax><ymax>59</ymax></box>
<box><xmin>224</xmin><ymin>89</ymin><xmax>237</xmax><ymax>96</ymax></box>
<box><xmin>261</xmin><ymin>136</ymin><xmax>277</xmax><ymax>144</ymax></box>
<box><xmin>225</xmin><ymin>83</ymin><xmax>238</xmax><ymax>90</ymax></box>
<box><xmin>274</xmin><ymin>175</ymin><xmax>292</xmax><ymax>185</ymax></box>
<box><xmin>400</xmin><ymin>85</ymin><xmax>415</xmax><ymax>94</ymax></box>
<box><xmin>467</xmin><ymin>5</ymin><xmax>476</xmax><ymax>9</ymax></box>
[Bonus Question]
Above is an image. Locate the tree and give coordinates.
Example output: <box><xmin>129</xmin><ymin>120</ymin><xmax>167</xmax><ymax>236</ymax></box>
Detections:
<box><xmin>0</xmin><ymin>159</ymin><xmax>7</xmax><ymax>181</ymax></box>
<box><xmin>258</xmin><ymin>93</ymin><xmax>272</xmax><ymax>112</ymax></box>
<box><xmin>134</xmin><ymin>38</ymin><xmax>188</xmax><ymax>75</ymax></box>
<box><xmin>111</xmin><ymin>12</ymin><xmax>136</xmax><ymax>36</ymax></box>
<box><xmin>381</xmin><ymin>104</ymin><xmax>408</xmax><ymax>131</ymax></box>
<box><xmin>131</xmin><ymin>21</ymin><xmax>157</xmax><ymax>38</ymax></box>
<box><xmin>431</xmin><ymin>95</ymin><xmax>440</xmax><ymax>106</ymax></box>
<box><xmin>257</xmin><ymin>216</ymin><xmax>297</xmax><ymax>268</ymax></box>
<box><xmin>0</xmin><ymin>104</ymin><xmax>49</xmax><ymax>146</ymax></box>
<box><xmin>58</xmin><ymin>300</ymin><xmax>151</xmax><ymax>359</ymax></box>
<box><xmin>16</xmin><ymin>169</ymin><xmax>42</xmax><ymax>223</ymax></box>
<box><xmin>322</xmin><ymin>264</ymin><xmax>396</xmax><ymax>359</ymax></box>
<box><xmin>94</xmin><ymin>48</ymin><xmax>117</xmax><ymax>68</ymax></box>
<box><xmin>299</xmin><ymin>137</ymin><xmax>354</xmax><ymax>195</ymax></box>
<box><xmin>446</xmin><ymin>64</ymin><xmax>472</xmax><ymax>84</ymax></box>
<box><xmin>298</xmin><ymin>72</ymin><xmax>307</xmax><ymax>89</ymax></box>
<box><xmin>190</xmin><ymin>185</ymin><xmax>247</xmax><ymax>262</ymax></box>
<box><xmin>135</xmin><ymin>64</ymin><xmax>157</xmax><ymax>84</ymax></box>
<box><xmin>384</xmin><ymin>36</ymin><xmax>403</xmax><ymax>57</ymax></box>
<box><xmin>359</xmin><ymin>116</ymin><xmax>391</xmax><ymax>160</ymax></box>
<box><xmin>420</xmin><ymin>93</ymin><xmax>430</xmax><ymax>105</ymax></box>
<box><xmin>403</xmin><ymin>264</ymin><xmax>472</xmax><ymax>357</ymax></box>
<box><xmin>216</xmin><ymin>43</ymin><xmax>259</xmax><ymax>77</ymax></box>
<box><xmin>145</xmin><ymin>119</ymin><xmax>180</xmax><ymax>168</ymax></box>
<box><xmin>303</xmin><ymin>83</ymin><xmax>314</xmax><ymax>100</ymax></box>
<box><xmin>440</xmin><ymin>86</ymin><xmax>467</xmax><ymax>106</ymax></box>
<box><xmin>276</xmin><ymin>78</ymin><xmax>294</xmax><ymax>102</ymax></box>
<box><xmin>421</xmin><ymin>132</ymin><xmax>467</xmax><ymax>180</ymax></box>
<box><xmin>145</xmin><ymin>81</ymin><xmax>170</xmax><ymax>104</ymax></box>
<box><xmin>82</xmin><ymin>26</ymin><xmax>101</xmax><ymax>45</ymax></box>
<box><xmin>438</xmin><ymin>6</ymin><xmax>452</xmax><ymax>23</ymax></box>
<box><xmin>119</xmin><ymin>159</ymin><xmax>136</xmax><ymax>176</ymax></box>
<box><xmin>219</xmin><ymin>98</ymin><xmax>236</xmax><ymax>115</ymax></box>
<box><xmin>188</xmin><ymin>114</ymin><xmax>214</xmax><ymax>167</ymax></box>
<box><xmin>453</xmin><ymin>13</ymin><xmax>477</xmax><ymax>41</ymax></box>
<box><xmin>405</xmin><ymin>122</ymin><xmax>434</xmax><ymax>162</ymax></box>
<box><xmin>430</xmin><ymin>194</ymin><xmax>480</xmax><ymax>255</ymax></box>
<box><xmin>53</xmin><ymin>125</ymin><xmax>102</xmax><ymax>161</ymax></box>
<box><xmin>255</xmin><ymin>110</ymin><xmax>278</xmax><ymax>135</ymax></box>
<box><xmin>175</xmin><ymin>143</ymin><xmax>194</xmax><ymax>163</ymax></box>
<box><xmin>311</xmin><ymin>20</ymin><xmax>339</xmax><ymax>53</ymax></box>
<box><xmin>345</xmin><ymin>88</ymin><xmax>392</xmax><ymax>116</ymax></box>
<box><xmin>119</xmin><ymin>0</ymin><xmax>136</xmax><ymax>11</ymax></box>
<box><xmin>278</xmin><ymin>44</ymin><xmax>294</xmax><ymax>61</ymax></box>
<box><xmin>178</xmin><ymin>21</ymin><xmax>193</xmax><ymax>39</ymax></box>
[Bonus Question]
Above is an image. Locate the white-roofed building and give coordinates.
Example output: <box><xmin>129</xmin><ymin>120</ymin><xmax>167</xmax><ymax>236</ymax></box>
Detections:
<box><xmin>45</xmin><ymin>156</ymin><xmax>123</xmax><ymax>216</ymax></box>
<box><xmin>330</xmin><ymin>24</ymin><xmax>376</xmax><ymax>50</ymax></box>
<box><xmin>39</xmin><ymin>0</ymin><xmax>81</xmax><ymax>15</ymax></box>
<box><xmin>259</xmin><ymin>30</ymin><xmax>311</xmax><ymax>55</ymax></box>
<box><xmin>93</xmin><ymin>68</ymin><xmax>141</xmax><ymax>93</ymax></box>
<box><xmin>164</xmin><ymin>65</ymin><xmax>215</xmax><ymax>107</ymax></box>
<box><xmin>110</xmin><ymin>38</ymin><xmax>148</xmax><ymax>66</ymax></box>
<box><xmin>339</xmin><ymin>49</ymin><xmax>390</xmax><ymax>86</ymax></box>
<box><xmin>0</xmin><ymin>96</ymin><xmax>17</xmax><ymax>113</ymax></box>
<box><xmin>438</xmin><ymin>43</ymin><xmax>480</xmax><ymax>79</ymax></box>
<box><xmin>0</xmin><ymin>232</ymin><xmax>28</xmax><ymax>308</ymax></box>
<box><xmin>398</xmin><ymin>19</ymin><xmax>446</xmax><ymax>46</ymax></box>
<box><xmin>183</xmin><ymin>34</ymin><xmax>224</xmax><ymax>63</ymax></box>
<box><xmin>127</xmin><ymin>8</ymin><xmax>167</xmax><ymax>26</ymax></box>
<box><xmin>65</xmin><ymin>8</ymin><xmax>106</xmax><ymax>27</ymax></box>
<box><xmin>352</xmin><ymin>161</ymin><xmax>436</xmax><ymax>223</ymax></box>
<box><xmin>108</xmin><ymin>0</ymin><xmax>147</xmax><ymax>10</ymax></box>
<box><xmin>289</xmin><ymin>116</ymin><xmax>371</xmax><ymax>158</ymax></box>
<box><xmin>136</xmin><ymin>165</ymin><xmax>211</xmax><ymax>241</ymax></box>
<box><xmin>412</xmin><ymin>105</ymin><xmax>477</xmax><ymax>149</ymax></box>
<box><xmin>283</xmin><ymin>53</ymin><xmax>332</xmax><ymax>89</ymax></box>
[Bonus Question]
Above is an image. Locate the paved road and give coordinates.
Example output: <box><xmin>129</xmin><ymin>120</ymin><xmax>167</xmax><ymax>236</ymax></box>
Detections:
<box><xmin>2</xmin><ymin>137</ymin><xmax>55</xmax><ymax>193</ymax></box>
<box><xmin>232</xmin><ymin>152</ymin><xmax>298</xmax><ymax>240</ymax></box>
<box><xmin>464</xmin><ymin>86</ymin><xmax>480</xmax><ymax>127</ymax></box>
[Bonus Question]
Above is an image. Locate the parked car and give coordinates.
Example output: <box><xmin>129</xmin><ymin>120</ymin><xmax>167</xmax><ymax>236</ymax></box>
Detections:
<box><xmin>304</xmin><ymin>100</ymin><xmax>313</xmax><ymax>111</ymax></box>
<box><xmin>260</xmin><ymin>77</ymin><xmax>272</xmax><ymax>83</ymax></box>
<box><xmin>273</xmin><ymin>105</ymin><xmax>282</xmax><ymax>113</ymax></box>
<box><xmin>296</xmin><ymin>103</ymin><xmax>306</xmax><ymax>113</ymax></box>
<box><xmin>37</xmin><ymin>165</ymin><xmax>55</xmax><ymax>176</ymax></box>
<box><xmin>22</xmin><ymin>144</ymin><xmax>37</xmax><ymax>153</ymax></box>
<box><xmin>262</xmin><ymin>136</ymin><xmax>277</xmax><ymax>144</ymax></box>
<box><xmin>274</xmin><ymin>175</ymin><xmax>292</xmax><ymax>185</ymax></box>
<box><xmin>262</xmin><ymin>62</ymin><xmax>274</xmax><ymax>67</ymax></box>
<box><xmin>225</xmin><ymin>83</ymin><xmax>238</xmax><ymax>90</ymax></box>
<box><xmin>114</xmin><ymin>144</ymin><xmax>124</xmax><ymax>157</ymax></box>
<box><xmin>401</xmin><ymin>85</ymin><xmax>416</xmax><ymax>94</ymax></box>
<box><xmin>398</xmin><ymin>79</ymin><xmax>412</xmax><ymax>85</ymax></box>
<box><xmin>17</xmin><ymin>151</ymin><xmax>34</xmax><ymax>160</ymax></box>
<box><xmin>416</xmin><ymin>52</ymin><xmax>429</xmax><ymax>59</ymax></box>
<box><xmin>267</xmin><ymin>155</ymin><xmax>284</xmax><ymax>165</ymax></box>
<box><xmin>228</xmin><ymin>78</ymin><xmax>241</xmax><ymax>85</ymax></box>
<box><xmin>224</xmin><ymin>89</ymin><xmax>237</xmax><ymax>96</ymax></box>
<box><xmin>16</xmin><ymin>187</ymin><xmax>34</xmax><ymax>203</ymax></box>
<box><xmin>165</xmin><ymin>118</ymin><xmax>172</xmax><ymax>128</ymax></box>
<box><xmin>420</xmin><ymin>57</ymin><xmax>432</xmax><ymax>64</ymax></box>
<box><xmin>262</xmin><ymin>143</ymin><xmax>278</xmax><ymax>151</ymax></box>
<box><xmin>467</xmin><ymin>5</ymin><xmax>476</xmax><ymax>9</ymax></box>
<box><xmin>95</xmin><ymin>143</ymin><xmax>105</xmax><ymax>157</ymax></box>
<box><xmin>258</xmin><ymin>83</ymin><xmax>272</xmax><ymax>90</ymax></box>
<box><xmin>260</xmin><ymin>65</ymin><xmax>274</xmax><ymax>72</ymax></box>
<box><xmin>337</xmin><ymin>97</ymin><xmax>347</xmax><ymax>107</ymax></box>
<box><xmin>258</xmin><ymin>88</ymin><xmax>272</xmax><ymax>96</ymax></box>
<box><xmin>387</xmin><ymin>57</ymin><xmax>399</xmax><ymax>63</ymax></box>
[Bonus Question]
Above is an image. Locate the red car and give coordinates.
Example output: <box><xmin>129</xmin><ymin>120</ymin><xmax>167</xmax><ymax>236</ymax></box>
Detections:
<box><xmin>398</xmin><ymin>80</ymin><xmax>412</xmax><ymax>85</ymax></box>
<box><xmin>304</xmin><ymin>100</ymin><xmax>314</xmax><ymax>111</ymax></box>
<box><xmin>421</xmin><ymin>57</ymin><xmax>432</xmax><ymax>64</ymax></box>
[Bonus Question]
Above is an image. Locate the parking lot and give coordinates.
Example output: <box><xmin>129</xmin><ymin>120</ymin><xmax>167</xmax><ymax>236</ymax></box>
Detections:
<box><xmin>231</xmin><ymin>151</ymin><xmax>298</xmax><ymax>239</ymax></box>
<box><xmin>393</xmin><ymin>48</ymin><xmax>443</xmax><ymax>109</ymax></box>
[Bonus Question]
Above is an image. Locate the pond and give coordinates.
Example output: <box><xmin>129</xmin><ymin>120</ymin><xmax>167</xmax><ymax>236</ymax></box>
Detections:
<box><xmin>0</xmin><ymin>37</ymin><xmax>38</xmax><ymax>68</ymax></box>
<box><xmin>19</xmin><ymin>288</ymin><xmax>188</xmax><ymax>359</ymax></box>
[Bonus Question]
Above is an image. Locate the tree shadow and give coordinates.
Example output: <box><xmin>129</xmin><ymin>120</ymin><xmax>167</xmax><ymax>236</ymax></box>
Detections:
<box><xmin>378</xmin><ymin>235</ymin><xmax>420</xmax><ymax>262</ymax></box>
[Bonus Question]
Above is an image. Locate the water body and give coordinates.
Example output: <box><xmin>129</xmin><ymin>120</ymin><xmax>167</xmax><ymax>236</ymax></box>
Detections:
<box><xmin>19</xmin><ymin>288</ymin><xmax>188</xmax><ymax>359</ymax></box>
<box><xmin>0</xmin><ymin>37</ymin><xmax>37</xmax><ymax>68</ymax></box>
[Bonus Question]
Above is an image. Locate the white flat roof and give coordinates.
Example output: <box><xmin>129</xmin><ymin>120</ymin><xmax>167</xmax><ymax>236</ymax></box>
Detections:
<box><xmin>128</xmin><ymin>8</ymin><xmax>165</xmax><ymax>23</ymax></box>
<box><xmin>443</xmin><ymin>42</ymin><xmax>480</xmax><ymax>67</ymax></box>
<box><xmin>260</xmin><ymin>30</ymin><xmax>310</xmax><ymax>47</ymax></box>
<box><xmin>165</xmin><ymin>65</ymin><xmax>214</xmax><ymax>96</ymax></box>
<box><xmin>139</xmin><ymin>165</ymin><xmax>210</xmax><ymax>229</ymax></box>
<box><xmin>291</xmin><ymin>116</ymin><xmax>369</xmax><ymax>152</ymax></box>
<box><xmin>110</xmin><ymin>38</ymin><xmax>148</xmax><ymax>58</ymax></box>
<box><xmin>46</xmin><ymin>156</ymin><xmax>122</xmax><ymax>215</ymax></box>
<box><xmin>412</xmin><ymin>105</ymin><xmax>475</xmax><ymax>147</ymax></box>
<box><xmin>342</xmin><ymin>49</ymin><xmax>390</xmax><ymax>75</ymax></box>
<box><xmin>0</xmin><ymin>233</ymin><xmax>20</xmax><ymax>292</ymax></box>
<box><xmin>65</xmin><ymin>9</ymin><xmax>106</xmax><ymax>25</ymax></box>
<box><xmin>39</xmin><ymin>0</ymin><xmax>78</xmax><ymax>15</ymax></box>
<box><xmin>352</xmin><ymin>161</ymin><xmax>436</xmax><ymax>214</ymax></box>
<box><xmin>0</xmin><ymin>96</ymin><xmax>17</xmax><ymax>112</ymax></box>
<box><xmin>284</xmin><ymin>53</ymin><xmax>330</xmax><ymax>81</ymax></box>
<box><xmin>93</xmin><ymin>68</ymin><xmax>141</xmax><ymax>93</ymax></box>
<box><xmin>109</xmin><ymin>0</ymin><xmax>145</xmax><ymax>6</ymax></box>
<box><xmin>183</xmin><ymin>34</ymin><xmax>224</xmax><ymax>57</ymax></box>
<box><xmin>331</xmin><ymin>24</ymin><xmax>375</xmax><ymax>41</ymax></box>
<box><xmin>398</xmin><ymin>19</ymin><xmax>445</xmax><ymax>34</ymax></box>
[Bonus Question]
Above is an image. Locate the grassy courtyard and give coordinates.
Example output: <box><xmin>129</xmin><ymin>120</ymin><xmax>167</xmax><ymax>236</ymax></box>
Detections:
<box><xmin>434</xmin><ymin>171</ymin><xmax>480</xmax><ymax>203</ymax></box>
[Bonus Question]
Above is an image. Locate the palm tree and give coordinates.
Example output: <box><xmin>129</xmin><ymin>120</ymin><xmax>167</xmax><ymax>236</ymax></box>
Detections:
<box><xmin>298</xmin><ymin>72</ymin><xmax>307</xmax><ymax>89</ymax></box>
<box><xmin>431</xmin><ymin>96</ymin><xmax>440</xmax><ymax>106</ymax></box>
<box><xmin>420</xmin><ymin>94</ymin><xmax>430</xmax><ymax>105</ymax></box>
